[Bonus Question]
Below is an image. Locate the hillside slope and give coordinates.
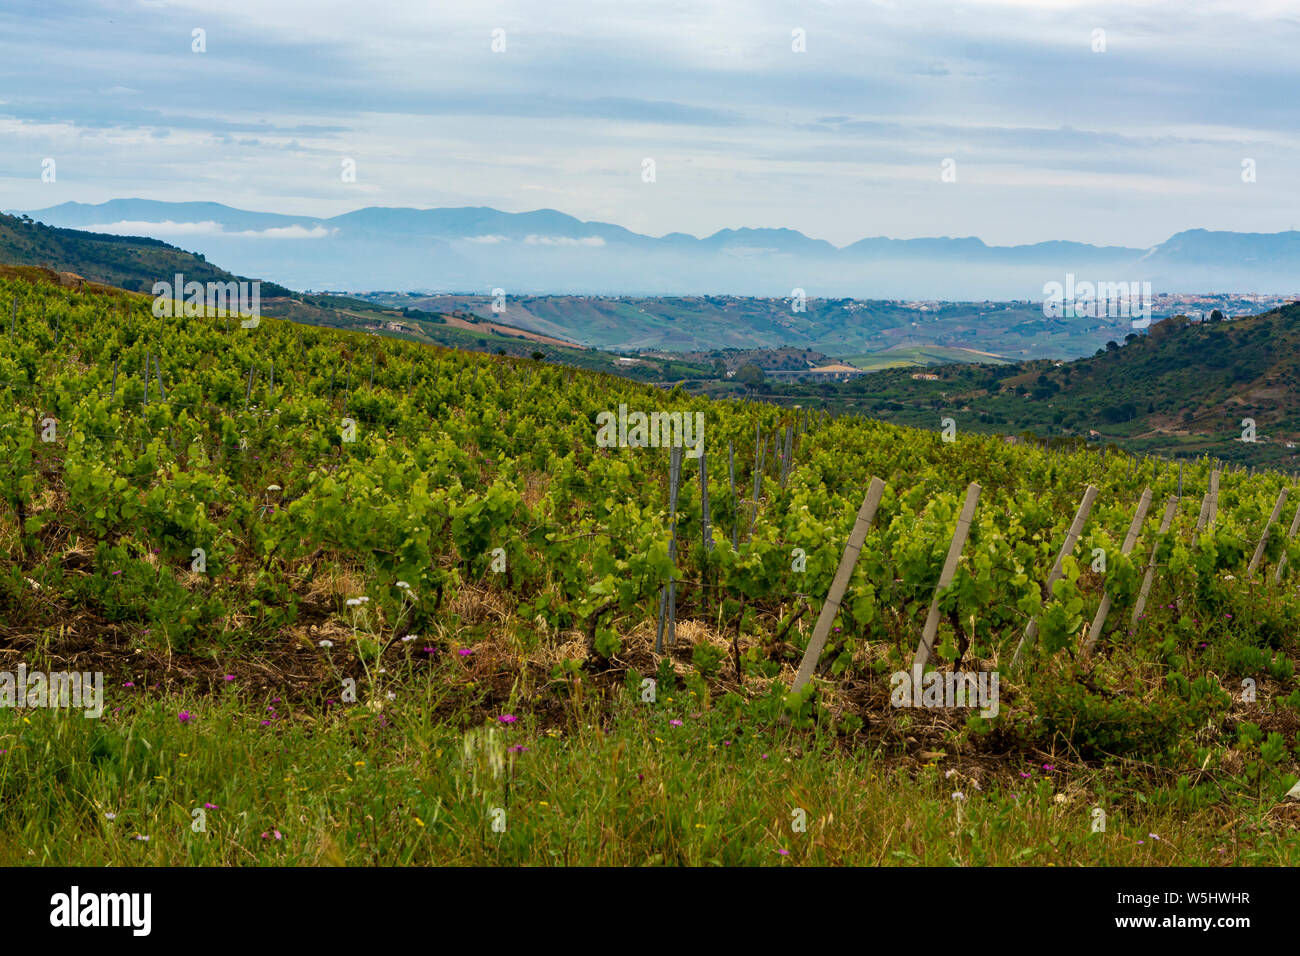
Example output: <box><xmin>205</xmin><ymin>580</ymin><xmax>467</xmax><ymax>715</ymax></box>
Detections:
<box><xmin>749</xmin><ymin>304</ymin><xmax>1300</xmax><ymax>467</ymax></box>
<box><xmin>1</xmin><ymin>271</ymin><xmax>1298</xmax><ymax>867</ymax></box>
<box><xmin>0</xmin><ymin>212</ymin><xmax>292</xmax><ymax>296</ymax></box>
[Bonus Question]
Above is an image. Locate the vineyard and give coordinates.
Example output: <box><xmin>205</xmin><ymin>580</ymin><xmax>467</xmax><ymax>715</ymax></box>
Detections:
<box><xmin>1</xmin><ymin>271</ymin><xmax>1298</xmax><ymax>864</ymax></box>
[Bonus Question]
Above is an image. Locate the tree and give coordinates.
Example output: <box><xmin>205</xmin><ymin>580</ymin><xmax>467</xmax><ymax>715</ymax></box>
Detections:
<box><xmin>531</xmin><ymin>351</ymin><xmax>545</xmax><ymax>361</ymax></box>
<box><xmin>736</xmin><ymin>363</ymin><xmax>765</xmax><ymax>389</ymax></box>
<box><xmin>1210</xmin><ymin>309</ymin><xmax>1225</xmax><ymax>323</ymax></box>
<box><xmin>1105</xmin><ymin>341</ymin><xmax>1119</xmax><ymax>351</ymax></box>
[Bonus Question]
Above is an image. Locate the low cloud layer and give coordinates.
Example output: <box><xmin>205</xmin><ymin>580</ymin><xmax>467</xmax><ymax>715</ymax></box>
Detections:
<box><xmin>85</xmin><ymin>219</ymin><xmax>334</xmax><ymax>239</ymax></box>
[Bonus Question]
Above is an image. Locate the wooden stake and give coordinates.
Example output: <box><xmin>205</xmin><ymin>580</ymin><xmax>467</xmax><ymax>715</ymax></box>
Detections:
<box><xmin>667</xmin><ymin>445</ymin><xmax>682</xmax><ymax>647</ymax></box>
<box><xmin>1248</xmin><ymin>487</ymin><xmax>1288</xmax><ymax>576</ymax></box>
<box><xmin>1195</xmin><ymin>471</ymin><xmax>1216</xmax><ymax>532</ymax></box>
<box><xmin>1272</xmin><ymin>495</ymin><xmax>1300</xmax><ymax>584</ymax></box>
<box><xmin>728</xmin><ymin>440</ymin><xmax>738</xmax><ymax>550</ymax></box>
<box><xmin>1130</xmin><ymin>497</ymin><xmax>1177</xmax><ymax>632</ymax></box>
<box><xmin>1082</xmin><ymin>488</ymin><xmax>1153</xmax><ymax>657</ymax></box>
<box><xmin>912</xmin><ymin>482</ymin><xmax>982</xmax><ymax>673</ymax></box>
<box><xmin>791</xmin><ymin>477</ymin><xmax>886</xmax><ymax>693</ymax></box>
<box><xmin>781</xmin><ymin>424</ymin><xmax>794</xmax><ymax>490</ymax></box>
<box><xmin>1012</xmin><ymin>484</ymin><xmax>1098</xmax><ymax>668</ymax></box>
<box><xmin>655</xmin><ymin>445</ymin><xmax>684</xmax><ymax>653</ymax></box>
<box><xmin>699</xmin><ymin>440</ymin><xmax>713</xmax><ymax>554</ymax></box>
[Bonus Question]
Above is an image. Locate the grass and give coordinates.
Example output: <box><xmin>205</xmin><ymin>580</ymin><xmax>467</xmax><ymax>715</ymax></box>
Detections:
<box><xmin>3</xmin><ymin>664</ymin><xmax>1297</xmax><ymax>866</ymax></box>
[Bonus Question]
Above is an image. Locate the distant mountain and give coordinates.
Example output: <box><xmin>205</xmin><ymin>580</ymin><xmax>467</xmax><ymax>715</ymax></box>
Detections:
<box><xmin>16</xmin><ymin>199</ymin><xmax>1300</xmax><ymax>300</ymax></box>
<box><xmin>0</xmin><ymin>211</ymin><xmax>292</xmax><ymax>296</ymax></box>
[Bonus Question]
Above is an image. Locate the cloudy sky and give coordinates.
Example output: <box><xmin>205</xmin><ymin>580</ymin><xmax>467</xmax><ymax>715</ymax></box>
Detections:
<box><xmin>2</xmin><ymin>0</ymin><xmax>1298</xmax><ymax>248</ymax></box>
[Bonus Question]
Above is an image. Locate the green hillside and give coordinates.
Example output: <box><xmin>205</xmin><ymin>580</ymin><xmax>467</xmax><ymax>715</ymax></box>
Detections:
<box><xmin>703</xmin><ymin>305</ymin><xmax>1300</xmax><ymax>470</ymax></box>
<box><xmin>363</xmin><ymin>292</ymin><xmax>1128</xmax><ymax>360</ymax></box>
<box><xmin>0</xmin><ymin>212</ymin><xmax>293</xmax><ymax>297</ymax></box>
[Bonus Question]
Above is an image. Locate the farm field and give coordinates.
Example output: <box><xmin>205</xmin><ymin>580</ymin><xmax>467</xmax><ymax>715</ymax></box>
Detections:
<box><xmin>841</xmin><ymin>345</ymin><xmax>1014</xmax><ymax>371</ymax></box>
<box><xmin>1</xmin><ymin>273</ymin><xmax>1299</xmax><ymax>865</ymax></box>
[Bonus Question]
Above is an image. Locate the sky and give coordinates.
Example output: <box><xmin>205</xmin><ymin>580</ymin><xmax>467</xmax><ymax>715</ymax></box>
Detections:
<box><xmin>2</xmin><ymin>0</ymin><xmax>1299</xmax><ymax>249</ymax></box>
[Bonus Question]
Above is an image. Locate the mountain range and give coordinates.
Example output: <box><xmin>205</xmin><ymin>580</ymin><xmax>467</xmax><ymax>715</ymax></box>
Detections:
<box><xmin>15</xmin><ymin>199</ymin><xmax>1300</xmax><ymax>300</ymax></box>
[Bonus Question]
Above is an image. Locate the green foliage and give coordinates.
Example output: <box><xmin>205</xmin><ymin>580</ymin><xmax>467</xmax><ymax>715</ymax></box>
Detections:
<box><xmin>691</xmin><ymin>641</ymin><xmax>725</xmax><ymax>679</ymax></box>
<box><xmin>1029</xmin><ymin>667</ymin><xmax>1230</xmax><ymax>760</ymax></box>
<box><xmin>654</xmin><ymin>657</ymin><xmax>678</xmax><ymax>695</ymax></box>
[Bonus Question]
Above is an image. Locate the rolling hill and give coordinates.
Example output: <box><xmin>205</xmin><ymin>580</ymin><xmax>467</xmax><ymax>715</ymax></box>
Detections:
<box><xmin>0</xmin><ymin>215</ymin><xmax>705</xmax><ymax>384</ymax></box>
<box><xmin>0</xmin><ymin>211</ymin><xmax>293</xmax><ymax>297</ymax></box>
<box><xmin>735</xmin><ymin>304</ymin><xmax>1300</xmax><ymax>468</ymax></box>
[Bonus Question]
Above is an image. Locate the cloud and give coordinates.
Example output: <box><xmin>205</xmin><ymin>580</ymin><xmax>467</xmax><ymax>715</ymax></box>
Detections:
<box><xmin>86</xmin><ymin>220</ymin><xmax>334</xmax><ymax>239</ymax></box>
<box><xmin>86</xmin><ymin>220</ymin><xmax>226</xmax><ymax>237</ymax></box>
<box><xmin>238</xmin><ymin>224</ymin><xmax>334</xmax><ymax>239</ymax></box>
<box><xmin>1</xmin><ymin>0</ymin><xmax>1297</xmax><ymax>248</ymax></box>
<box><xmin>523</xmin><ymin>235</ymin><xmax>606</xmax><ymax>246</ymax></box>
<box><xmin>464</xmin><ymin>234</ymin><xmax>509</xmax><ymax>243</ymax></box>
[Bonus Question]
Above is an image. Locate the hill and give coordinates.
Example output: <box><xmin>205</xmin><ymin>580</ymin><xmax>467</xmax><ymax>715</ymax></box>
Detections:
<box><xmin>0</xmin><ymin>211</ymin><xmax>293</xmax><ymax>297</ymax></box>
<box><xmin>0</xmin><ymin>214</ymin><xmax>688</xmax><ymax>379</ymax></box>
<box><xmin>727</xmin><ymin>304</ymin><xmax>1300</xmax><ymax>468</ymax></box>
<box><xmin>365</xmin><ymin>292</ymin><xmax>1130</xmax><ymax>359</ymax></box>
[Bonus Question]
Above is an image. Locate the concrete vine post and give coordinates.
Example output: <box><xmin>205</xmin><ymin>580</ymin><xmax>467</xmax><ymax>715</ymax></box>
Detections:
<box><xmin>655</xmin><ymin>444</ymin><xmax>683</xmax><ymax>653</ymax></box>
<box><xmin>791</xmin><ymin>477</ymin><xmax>886</xmax><ymax>694</ymax></box>
<box><xmin>912</xmin><ymin>482</ymin><xmax>982</xmax><ymax>673</ymax></box>
<box><xmin>1130</xmin><ymin>497</ymin><xmax>1178</xmax><ymax>633</ymax></box>
<box><xmin>1272</xmin><ymin>495</ymin><xmax>1300</xmax><ymax>584</ymax></box>
<box><xmin>1248</xmin><ymin>487</ymin><xmax>1288</xmax><ymax>577</ymax></box>
<box><xmin>1012</xmin><ymin>484</ymin><xmax>1098</xmax><ymax>669</ymax></box>
<box><xmin>1083</xmin><ymin>488</ymin><xmax>1153</xmax><ymax>658</ymax></box>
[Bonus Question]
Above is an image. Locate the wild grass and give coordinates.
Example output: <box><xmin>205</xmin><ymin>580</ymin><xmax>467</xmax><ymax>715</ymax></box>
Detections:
<box><xmin>2</xmin><ymin>673</ymin><xmax>1296</xmax><ymax>866</ymax></box>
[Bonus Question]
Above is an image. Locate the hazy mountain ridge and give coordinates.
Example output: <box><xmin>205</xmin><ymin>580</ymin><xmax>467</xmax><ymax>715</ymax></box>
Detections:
<box><xmin>18</xmin><ymin>199</ymin><xmax>1300</xmax><ymax>300</ymax></box>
